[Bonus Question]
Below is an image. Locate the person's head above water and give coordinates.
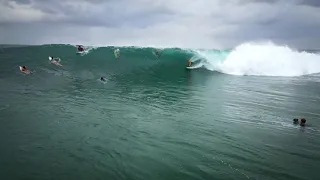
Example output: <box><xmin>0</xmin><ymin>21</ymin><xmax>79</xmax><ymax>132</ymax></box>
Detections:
<box><xmin>293</xmin><ymin>118</ymin><xmax>307</xmax><ymax>126</ymax></box>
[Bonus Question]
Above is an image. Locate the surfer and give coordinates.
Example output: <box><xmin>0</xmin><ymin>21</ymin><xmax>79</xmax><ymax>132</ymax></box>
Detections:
<box><xmin>293</xmin><ymin>118</ymin><xmax>306</xmax><ymax>126</ymax></box>
<box><xmin>100</xmin><ymin>77</ymin><xmax>106</xmax><ymax>82</ymax></box>
<box><xmin>19</xmin><ymin>66</ymin><xmax>31</xmax><ymax>74</ymax></box>
<box><xmin>21</xmin><ymin>66</ymin><xmax>27</xmax><ymax>71</ymax></box>
<box><xmin>188</xmin><ymin>60</ymin><xmax>192</xmax><ymax>67</ymax></box>
<box><xmin>49</xmin><ymin>56</ymin><xmax>62</xmax><ymax>66</ymax></box>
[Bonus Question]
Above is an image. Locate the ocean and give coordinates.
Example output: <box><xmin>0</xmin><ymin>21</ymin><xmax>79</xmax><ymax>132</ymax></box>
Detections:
<box><xmin>0</xmin><ymin>42</ymin><xmax>319</xmax><ymax>180</ymax></box>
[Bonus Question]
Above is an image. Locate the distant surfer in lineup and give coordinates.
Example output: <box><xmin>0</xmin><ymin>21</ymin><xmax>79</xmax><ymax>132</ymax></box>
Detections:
<box><xmin>49</xmin><ymin>56</ymin><xmax>62</xmax><ymax>66</ymax></box>
<box><xmin>19</xmin><ymin>66</ymin><xmax>31</xmax><ymax>74</ymax></box>
<box><xmin>114</xmin><ymin>49</ymin><xmax>120</xmax><ymax>60</ymax></box>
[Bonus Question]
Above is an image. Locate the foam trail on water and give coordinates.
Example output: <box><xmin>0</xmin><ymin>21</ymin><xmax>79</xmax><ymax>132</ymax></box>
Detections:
<box><xmin>197</xmin><ymin>42</ymin><xmax>320</xmax><ymax>77</ymax></box>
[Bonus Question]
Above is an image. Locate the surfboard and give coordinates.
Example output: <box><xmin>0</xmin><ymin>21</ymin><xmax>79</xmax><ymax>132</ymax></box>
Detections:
<box><xmin>186</xmin><ymin>66</ymin><xmax>197</xmax><ymax>69</ymax></box>
<box><xmin>186</xmin><ymin>63</ymin><xmax>203</xmax><ymax>70</ymax></box>
<box><xmin>53</xmin><ymin>61</ymin><xmax>62</xmax><ymax>66</ymax></box>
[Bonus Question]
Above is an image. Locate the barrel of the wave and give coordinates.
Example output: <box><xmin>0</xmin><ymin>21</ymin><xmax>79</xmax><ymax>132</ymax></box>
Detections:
<box><xmin>114</xmin><ymin>49</ymin><xmax>120</xmax><ymax>60</ymax></box>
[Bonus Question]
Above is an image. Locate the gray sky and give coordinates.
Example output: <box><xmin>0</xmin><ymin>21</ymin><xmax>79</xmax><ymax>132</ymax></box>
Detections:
<box><xmin>0</xmin><ymin>0</ymin><xmax>320</xmax><ymax>49</ymax></box>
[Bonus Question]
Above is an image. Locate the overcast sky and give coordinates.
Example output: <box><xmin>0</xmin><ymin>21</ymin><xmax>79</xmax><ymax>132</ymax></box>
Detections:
<box><xmin>0</xmin><ymin>0</ymin><xmax>320</xmax><ymax>49</ymax></box>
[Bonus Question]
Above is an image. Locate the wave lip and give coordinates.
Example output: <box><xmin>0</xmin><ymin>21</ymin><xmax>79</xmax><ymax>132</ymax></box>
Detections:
<box><xmin>198</xmin><ymin>42</ymin><xmax>320</xmax><ymax>77</ymax></box>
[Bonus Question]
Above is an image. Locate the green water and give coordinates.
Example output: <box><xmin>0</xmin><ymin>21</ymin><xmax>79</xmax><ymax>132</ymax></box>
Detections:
<box><xmin>0</xmin><ymin>45</ymin><xmax>319</xmax><ymax>180</ymax></box>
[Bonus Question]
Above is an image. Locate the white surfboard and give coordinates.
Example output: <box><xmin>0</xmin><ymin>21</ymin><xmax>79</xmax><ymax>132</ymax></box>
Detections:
<box><xmin>186</xmin><ymin>66</ymin><xmax>198</xmax><ymax>69</ymax></box>
<box><xmin>186</xmin><ymin>63</ymin><xmax>203</xmax><ymax>70</ymax></box>
<box><xmin>77</xmin><ymin>49</ymin><xmax>89</xmax><ymax>55</ymax></box>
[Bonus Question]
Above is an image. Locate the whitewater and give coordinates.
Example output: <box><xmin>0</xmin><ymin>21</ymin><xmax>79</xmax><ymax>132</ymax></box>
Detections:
<box><xmin>192</xmin><ymin>42</ymin><xmax>320</xmax><ymax>77</ymax></box>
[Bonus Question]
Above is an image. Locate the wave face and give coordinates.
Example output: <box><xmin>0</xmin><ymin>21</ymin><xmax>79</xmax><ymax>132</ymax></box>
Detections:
<box><xmin>1</xmin><ymin>42</ymin><xmax>320</xmax><ymax>79</ymax></box>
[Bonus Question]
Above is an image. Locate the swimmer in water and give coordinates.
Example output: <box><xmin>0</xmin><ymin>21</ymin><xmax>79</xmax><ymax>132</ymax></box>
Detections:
<box><xmin>49</xmin><ymin>56</ymin><xmax>62</xmax><ymax>66</ymax></box>
<box><xmin>188</xmin><ymin>60</ymin><xmax>192</xmax><ymax>67</ymax></box>
<box><xmin>293</xmin><ymin>118</ymin><xmax>306</xmax><ymax>126</ymax></box>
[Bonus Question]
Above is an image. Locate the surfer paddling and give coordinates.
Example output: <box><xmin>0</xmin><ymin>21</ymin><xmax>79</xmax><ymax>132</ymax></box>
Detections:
<box><xmin>49</xmin><ymin>56</ymin><xmax>62</xmax><ymax>66</ymax></box>
<box><xmin>77</xmin><ymin>45</ymin><xmax>85</xmax><ymax>52</ymax></box>
<box><xmin>19</xmin><ymin>66</ymin><xmax>31</xmax><ymax>74</ymax></box>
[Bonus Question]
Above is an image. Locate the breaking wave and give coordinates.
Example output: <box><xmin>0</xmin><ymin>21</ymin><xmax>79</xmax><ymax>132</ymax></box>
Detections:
<box><xmin>194</xmin><ymin>42</ymin><xmax>320</xmax><ymax>76</ymax></box>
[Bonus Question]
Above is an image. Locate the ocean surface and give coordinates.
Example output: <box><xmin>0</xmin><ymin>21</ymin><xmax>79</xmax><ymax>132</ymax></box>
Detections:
<box><xmin>0</xmin><ymin>42</ymin><xmax>320</xmax><ymax>180</ymax></box>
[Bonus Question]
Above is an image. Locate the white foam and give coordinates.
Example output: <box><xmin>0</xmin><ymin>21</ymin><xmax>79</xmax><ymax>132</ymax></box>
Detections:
<box><xmin>196</xmin><ymin>42</ymin><xmax>320</xmax><ymax>77</ymax></box>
